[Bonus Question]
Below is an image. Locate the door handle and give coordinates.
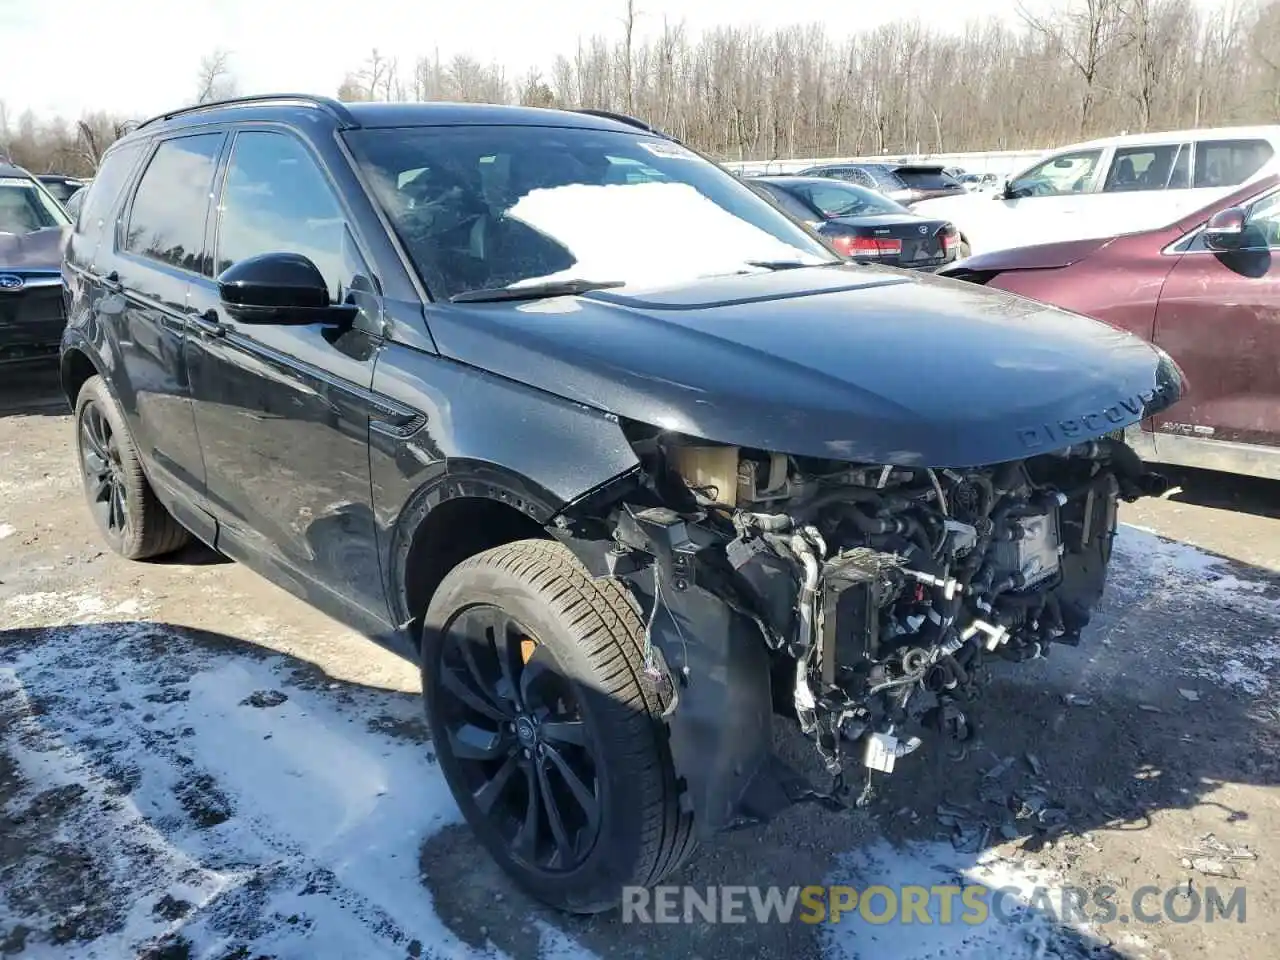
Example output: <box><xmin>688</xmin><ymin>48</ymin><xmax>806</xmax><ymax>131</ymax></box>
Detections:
<box><xmin>187</xmin><ymin>308</ymin><xmax>226</xmax><ymax>337</ymax></box>
<box><xmin>97</xmin><ymin>270</ymin><xmax>122</xmax><ymax>293</ymax></box>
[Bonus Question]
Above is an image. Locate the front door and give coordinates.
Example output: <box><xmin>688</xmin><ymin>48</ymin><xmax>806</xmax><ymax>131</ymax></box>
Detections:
<box><xmin>185</xmin><ymin>128</ymin><xmax>389</xmax><ymax>629</ymax></box>
<box><xmin>1153</xmin><ymin>188</ymin><xmax>1280</xmax><ymax>455</ymax></box>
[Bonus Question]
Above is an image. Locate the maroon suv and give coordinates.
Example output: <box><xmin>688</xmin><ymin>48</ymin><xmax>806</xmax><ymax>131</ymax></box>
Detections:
<box><xmin>941</xmin><ymin>176</ymin><xmax>1280</xmax><ymax>481</ymax></box>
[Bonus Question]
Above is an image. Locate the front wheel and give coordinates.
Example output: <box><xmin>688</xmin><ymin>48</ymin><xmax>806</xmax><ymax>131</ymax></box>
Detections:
<box><xmin>421</xmin><ymin>539</ymin><xmax>696</xmax><ymax>913</ymax></box>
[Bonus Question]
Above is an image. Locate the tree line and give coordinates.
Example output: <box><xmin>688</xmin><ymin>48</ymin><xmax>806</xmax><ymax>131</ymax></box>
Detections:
<box><xmin>4</xmin><ymin>1</ymin><xmax>1280</xmax><ymax>175</ymax></box>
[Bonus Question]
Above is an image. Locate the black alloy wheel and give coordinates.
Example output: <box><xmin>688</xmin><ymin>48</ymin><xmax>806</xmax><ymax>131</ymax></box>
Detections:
<box><xmin>78</xmin><ymin>398</ymin><xmax>131</xmax><ymax>541</ymax></box>
<box><xmin>422</xmin><ymin>539</ymin><xmax>696</xmax><ymax>913</ymax></box>
<box><xmin>73</xmin><ymin>375</ymin><xmax>190</xmax><ymax>560</ymax></box>
<box><xmin>436</xmin><ymin>604</ymin><xmax>601</xmax><ymax>874</ymax></box>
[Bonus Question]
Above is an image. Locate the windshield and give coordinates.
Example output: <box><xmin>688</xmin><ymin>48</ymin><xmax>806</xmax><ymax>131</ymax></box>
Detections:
<box><xmin>801</xmin><ymin>180</ymin><xmax>909</xmax><ymax>218</ymax></box>
<box><xmin>0</xmin><ymin>176</ymin><xmax>71</xmax><ymax>234</ymax></box>
<box><xmin>344</xmin><ymin>126</ymin><xmax>837</xmax><ymax>299</ymax></box>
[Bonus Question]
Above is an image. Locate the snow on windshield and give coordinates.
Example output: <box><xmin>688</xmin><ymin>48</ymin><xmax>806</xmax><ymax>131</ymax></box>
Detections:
<box><xmin>504</xmin><ymin>180</ymin><xmax>827</xmax><ymax>289</ymax></box>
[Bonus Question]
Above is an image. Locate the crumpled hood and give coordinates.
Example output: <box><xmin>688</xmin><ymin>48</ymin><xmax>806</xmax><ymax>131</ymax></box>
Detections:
<box><xmin>0</xmin><ymin>227</ymin><xmax>66</xmax><ymax>271</ymax></box>
<box><xmin>426</xmin><ymin>265</ymin><xmax>1185</xmax><ymax>467</ymax></box>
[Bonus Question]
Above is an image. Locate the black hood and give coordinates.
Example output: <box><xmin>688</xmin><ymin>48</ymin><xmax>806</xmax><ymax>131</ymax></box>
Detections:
<box><xmin>0</xmin><ymin>227</ymin><xmax>65</xmax><ymax>272</ymax></box>
<box><xmin>425</xmin><ymin>265</ymin><xmax>1184</xmax><ymax>467</ymax></box>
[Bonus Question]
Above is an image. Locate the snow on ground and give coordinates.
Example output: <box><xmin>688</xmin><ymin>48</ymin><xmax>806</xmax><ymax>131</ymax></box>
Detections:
<box><xmin>0</xmin><ymin>600</ymin><xmax>502</xmax><ymax>960</ymax></box>
<box><xmin>0</xmin><ymin>520</ymin><xmax>1276</xmax><ymax>958</ymax></box>
<box><xmin>1109</xmin><ymin>524</ymin><xmax>1280</xmax><ymax>696</ymax></box>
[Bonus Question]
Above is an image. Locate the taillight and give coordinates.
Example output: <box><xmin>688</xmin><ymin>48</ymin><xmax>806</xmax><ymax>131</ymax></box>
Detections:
<box><xmin>832</xmin><ymin>235</ymin><xmax>903</xmax><ymax>258</ymax></box>
<box><xmin>941</xmin><ymin>225</ymin><xmax>959</xmax><ymax>254</ymax></box>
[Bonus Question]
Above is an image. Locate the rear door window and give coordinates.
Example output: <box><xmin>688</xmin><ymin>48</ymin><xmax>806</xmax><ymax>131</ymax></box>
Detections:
<box><xmin>1103</xmin><ymin>143</ymin><xmax>1188</xmax><ymax>192</ymax></box>
<box><xmin>1193</xmin><ymin>139</ymin><xmax>1274</xmax><ymax>188</ymax></box>
<box><xmin>124</xmin><ymin>134</ymin><xmax>224</xmax><ymax>273</ymax></box>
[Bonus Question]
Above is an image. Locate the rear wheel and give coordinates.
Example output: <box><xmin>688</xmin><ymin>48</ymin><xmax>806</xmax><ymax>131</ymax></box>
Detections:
<box><xmin>74</xmin><ymin>376</ymin><xmax>190</xmax><ymax>560</ymax></box>
<box><xmin>422</xmin><ymin>539</ymin><xmax>696</xmax><ymax>913</ymax></box>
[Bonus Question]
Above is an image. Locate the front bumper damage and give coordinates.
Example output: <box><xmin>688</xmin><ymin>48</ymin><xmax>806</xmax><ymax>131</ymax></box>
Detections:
<box><xmin>550</xmin><ymin>436</ymin><xmax>1170</xmax><ymax>839</ymax></box>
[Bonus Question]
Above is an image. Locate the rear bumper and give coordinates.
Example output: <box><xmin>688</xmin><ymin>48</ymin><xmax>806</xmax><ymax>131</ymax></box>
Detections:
<box><xmin>0</xmin><ymin>280</ymin><xmax>66</xmax><ymax>366</ymax></box>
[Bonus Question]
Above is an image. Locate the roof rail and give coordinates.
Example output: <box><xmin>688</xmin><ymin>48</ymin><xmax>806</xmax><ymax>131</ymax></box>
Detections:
<box><xmin>571</xmin><ymin>109</ymin><xmax>676</xmax><ymax>141</ymax></box>
<box><xmin>135</xmin><ymin>93</ymin><xmax>360</xmax><ymax>131</ymax></box>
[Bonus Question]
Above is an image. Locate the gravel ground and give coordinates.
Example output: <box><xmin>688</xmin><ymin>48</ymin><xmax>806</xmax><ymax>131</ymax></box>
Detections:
<box><xmin>0</xmin><ymin>365</ymin><xmax>1277</xmax><ymax>960</ymax></box>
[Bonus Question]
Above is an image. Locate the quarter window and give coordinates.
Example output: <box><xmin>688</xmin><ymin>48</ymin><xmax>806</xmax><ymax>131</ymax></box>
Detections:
<box><xmin>124</xmin><ymin>134</ymin><xmax>223</xmax><ymax>272</ymax></box>
<box><xmin>77</xmin><ymin>141</ymin><xmax>144</xmax><ymax>242</ymax></box>
<box><xmin>1103</xmin><ymin>143</ymin><xmax>1188</xmax><ymax>192</ymax></box>
<box><xmin>216</xmin><ymin>131</ymin><xmax>347</xmax><ymax>300</ymax></box>
<box><xmin>1193</xmin><ymin>139</ymin><xmax>1274</xmax><ymax>188</ymax></box>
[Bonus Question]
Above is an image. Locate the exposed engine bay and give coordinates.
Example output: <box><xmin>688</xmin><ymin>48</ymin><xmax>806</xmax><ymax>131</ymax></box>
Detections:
<box><xmin>566</xmin><ymin>426</ymin><xmax>1169</xmax><ymax>826</ymax></box>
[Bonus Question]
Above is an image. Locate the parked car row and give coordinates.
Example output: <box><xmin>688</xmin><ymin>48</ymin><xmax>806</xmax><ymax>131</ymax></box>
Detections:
<box><xmin>793</xmin><ymin>161</ymin><xmax>967</xmax><ymax>205</ymax></box>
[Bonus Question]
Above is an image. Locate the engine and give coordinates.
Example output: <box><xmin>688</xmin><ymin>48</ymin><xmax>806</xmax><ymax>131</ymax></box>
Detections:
<box><xmin>624</xmin><ymin>433</ymin><xmax>1166</xmax><ymax>797</ymax></box>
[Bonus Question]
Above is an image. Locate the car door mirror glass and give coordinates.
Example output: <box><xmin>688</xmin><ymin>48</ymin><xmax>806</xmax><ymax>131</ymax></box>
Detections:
<box><xmin>1203</xmin><ymin>207</ymin><xmax>1247</xmax><ymax>251</ymax></box>
<box><xmin>217</xmin><ymin>251</ymin><xmax>355</xmax><ymax>325</ymax></box>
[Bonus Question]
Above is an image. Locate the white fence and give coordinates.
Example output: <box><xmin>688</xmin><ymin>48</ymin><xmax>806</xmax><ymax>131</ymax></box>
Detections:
<box><xmin>722</xmin><ymin>149</ymin><xmax>1046</xmax><ymax>178</ymax></box>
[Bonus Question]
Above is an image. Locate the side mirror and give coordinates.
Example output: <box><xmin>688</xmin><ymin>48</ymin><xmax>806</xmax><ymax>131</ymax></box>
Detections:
<box><xmin>216</xmin><ymin>252</ymin><xmax>357</xmax><ymax>325</ymax></box>
<box><xmin>1203</xmin><ymin>207</ymin><xmax>1247</xmax><ymax>251</ymax></box>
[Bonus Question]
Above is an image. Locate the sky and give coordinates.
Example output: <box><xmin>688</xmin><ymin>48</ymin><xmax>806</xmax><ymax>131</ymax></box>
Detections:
<box><xmin>0</xmin><ymin>0</ymin><xmax>1235</xmax><ymax>122</ymax></box>
<box><xmin>0</xmin><ymin>0</ymin><xmax>1033</xmax><ymax>120</ymax></box>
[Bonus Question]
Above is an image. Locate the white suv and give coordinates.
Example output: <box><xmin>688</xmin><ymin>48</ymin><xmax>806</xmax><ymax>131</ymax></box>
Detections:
<box><xmin>913</xmin><ymin>126</ymin><xmax>1280</xmax><ymax>257</ymax></box>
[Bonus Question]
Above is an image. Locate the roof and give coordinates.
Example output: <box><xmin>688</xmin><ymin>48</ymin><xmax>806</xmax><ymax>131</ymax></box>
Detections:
<box><xmin>0</xmin><ymin>162</ymin><xmax>33</xmax><ymax>180</ymax></box>
<box><xmin>129</xmin><ymin>94</ymin><xmax>659</xmax><ymax>139</ymax></box>
<box><xmin>1052</xmin><ymin>124</ymin><xmax>1280</xmax><ymax>153</ymax></box>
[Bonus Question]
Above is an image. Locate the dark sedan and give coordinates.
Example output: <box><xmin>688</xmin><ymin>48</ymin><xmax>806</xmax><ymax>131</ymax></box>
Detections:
<box><xmin>1</xmin><ymin>163</ymin><xmax>71</xmax><ymax>365</ymax></box>
<box><xmin>750</xmin><ymin>175</ymin><xmax>961</xmax><ymax>269</ymax></box>
<box><xmin>940</xmin><ymin>174</ymin><xmax>1280</xmax><ymax>481</ymax></box>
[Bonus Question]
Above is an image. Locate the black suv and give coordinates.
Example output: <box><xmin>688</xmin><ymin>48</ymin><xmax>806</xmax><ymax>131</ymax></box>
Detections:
<box><xmin>62</xmin><ymin>95</ymin><xmax>1183</xmax><ymax>913</ymax></box>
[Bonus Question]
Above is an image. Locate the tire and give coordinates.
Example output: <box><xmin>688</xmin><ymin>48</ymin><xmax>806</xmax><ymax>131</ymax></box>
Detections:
<box><xmin>422</xmin><ymin>539</ymin><xmax>696</xmax><ymax>913</ymax></box>
<box><xmin>74</xmin><ymin>375</ymin><xmax>190</xmax><ymax>560</ymax></box>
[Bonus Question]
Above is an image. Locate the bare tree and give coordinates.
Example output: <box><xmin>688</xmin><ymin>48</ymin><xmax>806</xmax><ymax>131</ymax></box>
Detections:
<box><xmin>195</xmin><ymin>48</ymin><xmax>238</xmax><ymax>104</ymax></box>
<box><xmin>1019</xmin><ymin>0</ymin><xmax>1125</xmax><ymax>134</ymax></box>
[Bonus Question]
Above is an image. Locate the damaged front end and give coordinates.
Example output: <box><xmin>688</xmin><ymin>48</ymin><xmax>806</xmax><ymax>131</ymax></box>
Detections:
<box><xmin>553</xmin><ymin>425</ymin><xmax>1169</xmax><ymax>838</ymax></box>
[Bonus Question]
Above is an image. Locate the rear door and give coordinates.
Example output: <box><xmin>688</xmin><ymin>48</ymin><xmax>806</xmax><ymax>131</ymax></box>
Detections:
<box><xmin>1153</xmin><ymin>187</ymin><xmax>1280</xmax><ymax>457</ymax></box>
<box><xmin>185</xmin><ymin>126</ymin><xmax>390</xmax><ymax>628</ymax></box>
<box><xmin>1081</xmin><ymin>141</ymin><xmax>1190</xmax><ymax>238</ymax></box>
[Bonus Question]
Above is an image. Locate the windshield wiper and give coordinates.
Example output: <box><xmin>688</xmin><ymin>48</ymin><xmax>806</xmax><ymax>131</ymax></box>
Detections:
<box><xmin>743</xmin><ymin>259</ymin><xmax>844</xmax><ymax>271</ymax></box>
<box><xmin>450</xmin><ymin>279</ymin><xmax>625</xmax><ymax>303</ymax></box>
